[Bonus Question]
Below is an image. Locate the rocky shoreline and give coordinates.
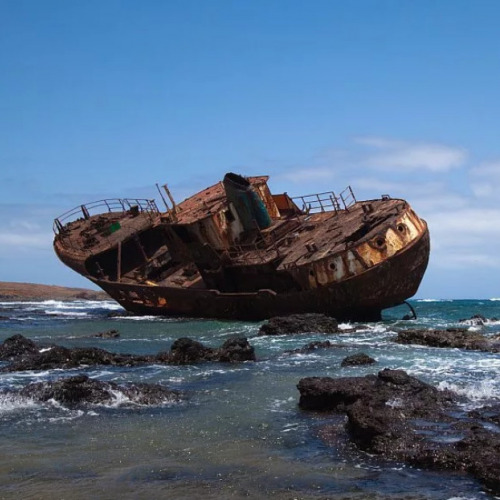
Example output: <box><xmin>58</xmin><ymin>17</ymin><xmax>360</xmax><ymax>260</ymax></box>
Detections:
<box><xmin>0</xmin><ymin>334</ymin><xmax>256</xmax><ymax>372</ymax></box>
<box><xmin>297</xmin><ymin>369</ymin><xmax>500</xmax><ymax>495</ymax></box>
<box><xmin>2</xmin><ymin>310</ymin><xmax>500</xmax><ymax>496</ymax></box>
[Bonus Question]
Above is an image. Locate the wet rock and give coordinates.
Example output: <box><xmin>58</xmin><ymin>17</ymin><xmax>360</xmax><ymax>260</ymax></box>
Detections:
<box><xmin>468</xmin><ymin>404</ymin><xmax>500</xmax><ymax>425</ymax></box>
<box><xmin>298</xmin><ymin>369</ymin><xmax>452</xmax><ymax>415</ymax></box>
<box><xmin>167</xmin><ymin>338</ymin><xmax>214</xmax><ymax>364</ymax></box>
<box><xmin>259</xmin><ymin>313</ymin><xmax>338</xmax><ymax>336</ymax></box>
<box><xmin>458</xmin><ymin>314</ymin><xmax>499</xmax><ymax>326</ymax></box>
<box><xmin>0</xmin><ymin>334</ymin><xmax>256</xmax><ymax>372</ymax></box>
<box><xmin>19</xmin><ymin>374</ymin><xmax>181</xmax><ymax>406</ymax></box>
<box><xmin>341</xmin><ymin>353</ymin><xmax>376</xmax><ymax>367</ymax></box>
<box><xmin>93</xmin><ymin>329</ymin><xmax>120</xmax><ymax>338</ymax></box>
<box><xmin>459</xmin><ymin>314</ymin><xmax>487</xmax><ymax>326</ymax></box>
<box><xmin>164</xmin><ymin>336</ymin><xmax>255</xmax><ymax>364</ymax></box>
<box><xmin>0</xmin><ymin>334</ymin><xmax>38</xmax><ymax>360</ymax></box>
<box><xmin>285</xmin><ymin>340</ymin><xmax>344</xmax><ymax>355</ymax></box>
<box><xmin>297</xmin><ymin>369</ymin><xmax>500</xmax><ymax>495</ymax></box>
<box><xmin>5</xmin><ymin>345</ymin><xmax>147</xmax><ymax>372</ymax></box>
<box><xmin>394</xmin><ymin>328</ymin><xmax>500</xmax><ymax>352</ymax></box>
<box><xmin>298</xmin><ymin>375</ymin><xmax>376</xmax><ymax>412</ymax></box>
<box><xmin>409</xmin><ymin>425</ymin><xmax>500</xmax><ymax>495</ymax></box>
<box><xmin>216</xmin><ymin>337</ymin><xmax>256</xmax><ymax>363</ymax></box>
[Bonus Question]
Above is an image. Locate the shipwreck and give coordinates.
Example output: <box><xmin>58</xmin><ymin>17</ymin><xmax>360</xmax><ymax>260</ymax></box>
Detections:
<box><xmin>53</xmin><ymin>173</ymin><xmax>430</xmax><ymax>321</ymax></box>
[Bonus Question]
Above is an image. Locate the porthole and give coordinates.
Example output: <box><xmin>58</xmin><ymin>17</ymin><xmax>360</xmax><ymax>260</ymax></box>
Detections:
<box><xmin>375</xmin><ymin>237</ymin><xmax>385</xmax><ymax>248</ymax></box>
<box><xmin>397</xmin><ymin>223</ymin><xmax>406</xmax><ymax>233</ymax></box>
<box><xmin>329</xmin><ymin>262</ymin><xmax>336</xmax><ymax>271</ymax></box>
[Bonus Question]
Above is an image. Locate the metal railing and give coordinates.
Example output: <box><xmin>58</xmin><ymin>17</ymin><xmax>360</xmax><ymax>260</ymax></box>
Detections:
<box><xmin>53</xmin><ymin>198</ymin><xmax>160</xmax><ymax>234</ymax></box>
<box><xmin>291</xmin><ymin>186</ymin><xmax>356</xmax><ymax>214</ymax></box>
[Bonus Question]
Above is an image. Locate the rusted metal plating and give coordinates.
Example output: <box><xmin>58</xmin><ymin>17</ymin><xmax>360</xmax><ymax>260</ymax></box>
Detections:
<box><xmin>53</xmin><ymin>173</ymin><xmax>430</xmax><ymax>321</ymax></box>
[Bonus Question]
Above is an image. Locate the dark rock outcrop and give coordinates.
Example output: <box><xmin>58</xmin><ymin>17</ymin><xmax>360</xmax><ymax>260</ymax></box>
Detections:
<box><xmin>0</xmin><ymin>334</ymin><xmax>39</xmax><ymax>360</ymax></box>
<box><xmin>394</xmin><ymin>328</ymin><xmax>500</xmax><ymax>352</ymax></box>
<box><xmin>164</xmin><ymin>337</ymin><xmax>256</xmax><ymax>364</ymax></box>
<box><xmin>19</xmin><ymin>374</ymin><xmax>181</xmax><ymax>406</ymax></box>
<box><xmin>93</xmin><ymin>329</ymin><xmax>120</xmax><ymax>338</ymax></box>
<box><xmin>216</xmin><ymin>337</ymin><xmax>256</xmax><ymax>363</ymax></box>
<box><xmin>0</xmin><ymin>334</ymin><xmax>255</xmax><ymax>372</ymax></box>
<box><xmin>5</xmin><ymin>345</ymin><xmax>147</xmax><ymax>372</ymax></box>
<box><xmin>285</xmin><ymin>340</ymin><xmax>343</xmax><ymax>355</ymax></box>
<box><xmin>167</xmin><ymin>338</ymin><xmax>214</xmax><ymax>364</ymax></box>
<box><xmin>340</xmin><ymin>353</ymin><xmax>376</xmax><ymax>367</ymax></box>
<box><xmin>259</xmin><ymin>314</ymin><xmax>338</xmax><ymax>336</ymax></box>
<box><xmin>298</xmin><ymin>369</ymin><xmax>452</xmax><ymax>414</ymax></box>
<box><xmin>458</xmin><ymin>314</ymin><xmax>498</xmax><ymax>326</ymax></box>
<box><xmin>297</xmin><ymin>369</ymin><xmax>500</xmax><ymax>495</ymax></box>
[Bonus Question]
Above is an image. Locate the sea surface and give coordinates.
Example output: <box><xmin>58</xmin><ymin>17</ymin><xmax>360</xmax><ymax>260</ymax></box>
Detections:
<box><xmin>1</xmin><ymin>299</ymin><xmax>500</xmax><ymax>500</ymax></box>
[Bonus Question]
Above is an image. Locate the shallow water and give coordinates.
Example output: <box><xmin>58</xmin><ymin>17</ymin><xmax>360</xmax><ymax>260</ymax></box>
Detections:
<box><xmin>1</xmin><ymin>299</ymin><xmax>500</xmax><ymax>499</ymax></box>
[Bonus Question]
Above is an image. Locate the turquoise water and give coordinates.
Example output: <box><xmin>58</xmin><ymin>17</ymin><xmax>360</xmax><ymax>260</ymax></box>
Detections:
<box><xmin>1</xmin><ymin>299</ymin><xmax>500</xmax><ymax>499</ymax></box>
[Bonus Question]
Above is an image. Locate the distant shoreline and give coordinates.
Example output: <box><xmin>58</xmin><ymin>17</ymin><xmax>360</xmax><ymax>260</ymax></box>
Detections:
<box><xmin>0</xmin><ymin>281</ymin><xmax>110</xmax><ymax>302</ymax></box>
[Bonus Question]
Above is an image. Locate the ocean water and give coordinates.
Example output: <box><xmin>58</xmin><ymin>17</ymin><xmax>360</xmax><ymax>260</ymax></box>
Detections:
<box><xmin>1</xmin><ymin>299</ymin><xmax>500</xmax><ymax>500</ymax></box>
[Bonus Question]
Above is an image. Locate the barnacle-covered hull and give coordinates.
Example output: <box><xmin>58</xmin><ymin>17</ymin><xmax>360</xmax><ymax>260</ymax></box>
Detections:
<box><xmin>53</xmin><ymin>174</ymin><xmax>430</xmax><ymax>321</ymax></box>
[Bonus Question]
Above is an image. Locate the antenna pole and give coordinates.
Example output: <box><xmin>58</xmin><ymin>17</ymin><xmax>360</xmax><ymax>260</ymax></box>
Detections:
<box><xmin>156</xmin><ymin>183</ymin><xmax>170</xmax><ymax>211</ymax></box>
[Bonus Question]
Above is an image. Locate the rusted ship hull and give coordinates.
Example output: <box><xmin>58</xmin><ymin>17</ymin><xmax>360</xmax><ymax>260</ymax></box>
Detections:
<box><xmin>91</xmin><ymin>225</ymin><xmax>429</xmax><ymax>322</ymax></box>
<box><xmin>53</xmin><ymin>174</ymin><xmax>430</xmax><ymax>322</ymax></box>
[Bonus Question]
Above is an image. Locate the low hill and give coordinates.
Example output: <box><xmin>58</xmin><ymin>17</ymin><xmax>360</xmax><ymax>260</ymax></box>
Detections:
<box><xmin>0</xmin><ymin>281</ymin><xmax>110</xmax><ymax>301</ymax></box>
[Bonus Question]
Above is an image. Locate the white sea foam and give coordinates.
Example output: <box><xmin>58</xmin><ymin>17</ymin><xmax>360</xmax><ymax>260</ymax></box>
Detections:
<box><xmin>415</xmin><ymin>298</ymin><xmax>453</xmax><ymax>303</ymax></box>
<box><xmin>338</xmin><ymin>322</ymin><xmax>353</xmax><ymax>330</ymax></box>
<box><xmin>0</xmin><ymin>393</ymin><xmax>39</xmax><ymax>414</ymax></box>
<box><xmin>107</xmin><ymin>389</ymin><xmax>133</xmax><ymax>407</ymax></box>
<box><xmin>489</xmin><ymin>298</ymin><xmax>500</xmax><ymax>302</ymax></box>
<box><xmin>117</xmin><ymin>315</ymin><xmax>182</xmax><ymax>322</ymax></box>
<box><xmin>45</xmin><ymin>310</ymin><xmax>89</xmax><ymax>317</ymax></box>
<box><xmin>446</xmin><ymin>497</ymin><xmax>482</xmax><ymax>500</ymax></box>
<box><xmin>437</xmin><ymin>379</ymin><xmax>500</xmax><ymax>404</ymax></box>
<box><xmin>281</xmin><ymin>422</ymin><xmax>301</xmax><ymax>433</ymax></box>
<box><xmin>269</xmin><ymin>396</ymin><xmax>295</xmax><ymax>413</ymax></box>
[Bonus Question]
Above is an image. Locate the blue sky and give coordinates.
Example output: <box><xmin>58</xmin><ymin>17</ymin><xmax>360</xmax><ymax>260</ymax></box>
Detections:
<box><xmin>1</xmin><ymin>0</ymin><xmax>499</xmax><ymax>299</ymax></box>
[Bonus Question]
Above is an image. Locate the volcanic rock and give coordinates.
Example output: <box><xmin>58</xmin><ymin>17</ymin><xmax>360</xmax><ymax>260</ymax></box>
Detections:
<box><xmin>394</xmin><ymin>328</ymin><xmax>500</xmax><ymax>352</ymax></box>
<box><xmin>458</xmin><ymin>314</ymin><xmax>499</xmax><ymax>326</ymax></box>
<box><xmin>259</xmin><ymin>314</ymin><xmax>339</xmax><ymax>336</ymax></box>
<box><xmin>19</xmin><ymin>374</ymin><xmax>181</xmax><ymax>406</ymax></box>
<box><xmin>341</xmin><ymin>353</ymin><xmax>376</xmax><ymax>367</ymax></box>
<box><xmin>93</xmin><ymin>329</ymin><xmax>120</xmax><ymax>338</ymax></box>
<box><xmin>285</xmin><ymin>340</ymin><xmax>344</xmax><ymax>355</ymax></box>
<box><xmin>0</xmin><ymin>334</ymin><xmax>256</xmax><ymax>371</ymax></box>
<box><xmin>167</xmin><ymin>338</ymin><xmax>214</xmax><ymax>364</ymax></box>
<box><xmin>459</xmin><ymin>314</ymin><xmax>487</xmax><ymax>326</ymax></box>
<box><xmin>165</xmin><ymin>336</ymin><xmax>256</xmax><ymax>364</ymax></box>
<box><xmin>0</xmin><ymin>334</ymin><xmax>39</xmax><ymax>360</ymax></box>
<box><xmin>297</xmin><ymin>369</ymin><xmax>500</xmax><ymax>495</ymax></box>
<box><xmin>216</xmin><ymin>337</ymin><xmax>256</xmax><ymax>363</ymax></box>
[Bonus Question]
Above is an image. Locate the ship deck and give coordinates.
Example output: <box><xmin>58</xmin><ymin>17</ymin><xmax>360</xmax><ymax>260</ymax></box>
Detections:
<box><xmin>227</xmin><ymin>198</ymin><xmax>406</xmax><ymax>268</ymax></box>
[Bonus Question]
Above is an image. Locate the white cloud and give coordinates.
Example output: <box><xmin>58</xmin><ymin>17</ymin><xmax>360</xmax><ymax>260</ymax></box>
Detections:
<box><xmin>357</xmin><ymin>136</ymin><xmax>467</xmax><ymax>172</ymax></box>
<box><xmin>470</xmin><ymin>182</ymin><xmax>495</xmax><ymax>198</ymax></box>
<box><xmin>278</xmin><ymin>167</ymin><xmax>335</xmax><ymax>184</ymax></box>
<box><xmin>0</xmin><ymin>231</ymin><xmax>52</xmax><ymax>249</ymax></box>
<box><xmin>469</xmin><ymin>161</ymin><xmax>500</xmax><ymax>199</ymax></box>
<box><xmin>431</xmin><ymin>252</ymin><xmax>500</xmax><ymax>270</ymax></box>
<box><xmin>424</xmin><ymin>208</ymin><xmax>500</xmax><ymax>272</ymax></box>
<box><xmin>429</xmin><ymin>208</ymin><xmax>500</xmax><ymax>236</ymax></box>
<box><xmin>470</xmin><ymin>161</ymin><xmax>500</xmax><ymax>177</ymax></box>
